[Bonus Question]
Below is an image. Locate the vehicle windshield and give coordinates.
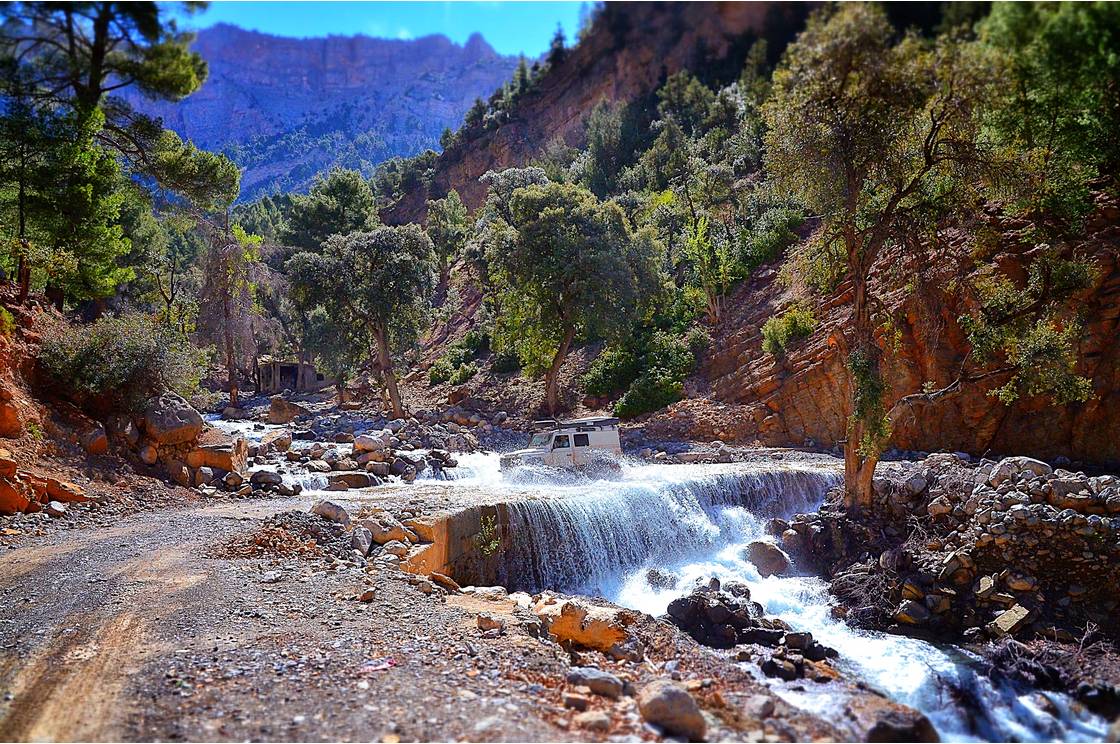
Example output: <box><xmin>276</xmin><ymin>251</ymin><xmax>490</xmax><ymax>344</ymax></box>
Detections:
<box><xmin>529</xmin><ymin>433</ymin><xmax>551</xmax><ymax>447</ymax></box>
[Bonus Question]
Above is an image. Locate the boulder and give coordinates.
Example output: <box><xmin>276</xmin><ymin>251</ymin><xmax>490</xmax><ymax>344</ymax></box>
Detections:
<box><xmin>566</xmin><ymin>667</ymin><xmax>625</xmax><ymax>699</ymax></box>
<box><xmin>46</xmin><ymin>478</ymin><xmax>89</xmax><ymax>503</ymax></box>
<box><xmin>268</xmin><ymin>396</ymin><xmax>309</xmax><ymax>425</ymax></box>
<box><xmin>894</xmin><ymin>600</ymin><xmax>930</xmax><ymax>625</ymax></box>
<box><xmin>139</xmin><ymin>444</ymin><xmax>158</xmax><ymax>465</ymax></box>
<box><xmin>381</xmin><ymin>540</ymin><xmax>409</xmax><ymax>557</ymax></box>
<box><xmin>532</xmin><ymin>594</ymin><xmax>640</xmax><ymax>660</ymax></box>
<box><xmin>353</xmin><ymin>430</ymin><xmax>392</xmax><ymax>453</ymax></box>
<box><xmin>249</xmin><ymin>469</ymin><xmax>283</xmax><ymax>487</ymax></box>
<box><xmin>260</xmin><ymin>429</ymin><xmax>292</xmax><ymax>453</ymax></box>
<box><xmin>79</xmin><ymin>423</ymin><xmax>108</xmax><ymax>455</ymax></box>
<box><xmin>989</xmin><ymin>456</ymin><xmax>1052</xmax><ymax>488</ymax></box>
<box><xmin>167</xmin><ymin>460</ymin><xmax>192</xmax><ymax>487</ymax></box>
<box><xmin>310</xmin><ymin>499</ymin><xmax>351</xmax><ymax>525</ymax></box>
<box><xmin>0</xmin><ymin>479</ymin><xmax>31</xmax><ymax>514</ymax></box>
<box><xmin>327</xmin><ymin>472</ymin><xmax>372</xmax><ymax>490</ymax></box>
<box><xmin>350</xmin><ymin>526</ymin><xmax>373</xmax><ymax>555</ymax></box>
<box><xmin>988</xmin><ymin>604</ymin><xmax>1034</xmax><ymax>638</ymax></box>
<box><xmin>0</xmin><ymin>452</ymin><xmax>16</xmax><ymax>478</ymax></box>
<box><xmin>636</xmin><ymin>680</ymin><xmax>706</xmax><ymax>741</ymax></box>
<box><xmin>476</xmin><ymin>613</ymin><xmax>505</xmax><ymax>632</ymax></box>
<box><xmin>194</xmin><ymin>466</ymin><xmax>216</xmax><ymax>487</ymax></box>
<box><xmin>0</xmin><ymin>387</ymin><xmax>21</xmax><ymax>437</ymax></box>
<box><xmin>186</xmin><ymin>437</ymin><xmax>248</xmax><ymax>473</ymax></box>
<box><xmin>742</xmin><ymin>694</ymin><xmax>775</xmax><ymax>720</ymax></box>
<box><xmin>365</xmin><ymin>461</ymin><xmax>391</xmax><ymax>476</ymax></box>
<box><xmin>362</xmin><ymin>514</ymin><xmax>418</xmax><ymax>545</ymax></box>
<box><xmin>45</xmin><ymin>500</ymin><xmax>67</xmax><ymax>517</ymax></box>
<box><xmin>143</xmin><ymin>393</ymin><xmax>203</xmax><ymax>445</ymax></box>
<box><xmin>744</xmin><ymin>540</ymin><xmax>791</xmax><ymax>577</ymax></box>
<box><xmin>573</xmin><ymin>711</ymin><xmax>611</xmax><ymax>732</ymax></box>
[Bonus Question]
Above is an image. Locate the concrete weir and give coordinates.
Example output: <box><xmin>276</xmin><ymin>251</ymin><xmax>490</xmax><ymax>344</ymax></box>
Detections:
<box><xmin>395</xmin><ymin>458</ymin><xmax>843</xmax><ymax>594</ymax></box>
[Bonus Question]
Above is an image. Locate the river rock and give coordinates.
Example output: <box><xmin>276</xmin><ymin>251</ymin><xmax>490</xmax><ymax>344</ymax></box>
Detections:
<box><xmin>744</xmin><ymin>540</ymin><xmax>791</xmax><ymax>577</ymax></box>
<box><xmin>310</xmin><ymin>499</ymin><xmax>351</xmax><ymax>525</ymax></box>
<box><xmin>327</xmin><ymin>472</ymin><xmax>372</xmax><ymax>490</ymax></box>
<box><xmin>381</xmin><ymin>540</ymin><xmax>409</xmax><ymax>557</ymax></box>
<box><xmin>350</xmin><ymin>525</ymin><xmax>373</xmax><ymax>555</ymax></box>
<box><xmin>268</xmin><ymin>396</ymin><xmax>310</xmax><ymax>425</ymax></box>
<box><xmin>361</xmin><ymin>514</ymin><xmax>418</xmax><ymax>545</ymax></box>
<box><xmin>894</xmin><ymin>600</ymin><xmax>930</xmax><ymax>625</ymax></box>
<box><xmin>637</xmin><ymin>680</ymin><xmax>706</xmax><ymax>740</ymax></box>
<box><xmin>249</xmin><ymin>470</ymin><xmax>283</xmax><ymax>487</ymax></box>
<box><xmin>476</xmin><ymin>613</ymin><xmax>505</xmax><ymax>632</ymax></box>
<box><xmin>45</xmin><ymin>500</ymin><xmax>67</xmax><ymax>517</ymax></box>
<box><xmin>988</xmin><ymin>603</ymin><xmax>1033</xmax><ymax>637</ymax></box>
<box><xmin>532</xmin><ymin>593</ymin><xmax>641</xmax><ymax>660</ymax></box>
<box><xmin>139</xmin><ymin>444</ymin><xmax>158</xmax><ymax>465</ymax></box>
<box><xmin>260</xmin><ymin>429</ymin><xmax>292</xmax><ymax>453</ymax></box>
<box><xmin>567</xmin><ymin>667</ymin><xmax>624</xmax><ymax>699</ymax></box>
<box><xmin>742</xmin><ymin>694</ymin><xmax>775</xmax><ymax>720</ymax></box>
<box><xmin>143</xmin><ymin>393</ymin><xmax>203</xmax><ymax>445</ymax></box>
<box><xmin>989</xmin><ymin>456</ymin><xmax>1052</xmax><ymax>488</ymax></box>
<box><xmin>573</xmin><ymin>710</ymin><xmax>611</xmax><ymax>732</ymax></box>
<box><xmin>354</xmin><ymin>430</ymin><xmax>392</xmax><ymax>453</ymax></box>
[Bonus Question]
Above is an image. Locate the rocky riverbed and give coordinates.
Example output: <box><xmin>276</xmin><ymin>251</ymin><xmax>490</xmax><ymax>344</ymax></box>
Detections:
<box><xmin>3</xmin><ymin>389</ymin><xmax>1118</xmax><ymax>742</ymax></box>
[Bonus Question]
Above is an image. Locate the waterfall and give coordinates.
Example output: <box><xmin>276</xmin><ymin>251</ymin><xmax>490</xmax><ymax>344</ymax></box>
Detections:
<box><xmin>495</xmin><ymin>463</ymin><xmax>839</xmax><ymax>595</ymax></box>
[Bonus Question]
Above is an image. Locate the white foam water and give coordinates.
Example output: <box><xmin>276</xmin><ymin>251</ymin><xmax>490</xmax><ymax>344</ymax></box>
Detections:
<box><xmin>441</xmin><ymin>452</ymin><xmax>1107</xmax><ymax>743</ymax></box>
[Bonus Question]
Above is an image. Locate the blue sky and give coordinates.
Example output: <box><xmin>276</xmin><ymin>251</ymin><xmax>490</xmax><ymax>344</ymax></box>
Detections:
<box><xmin>172</xmin><ymin>1</ymin><xmax>588</xmax><ymax>57</ymax></box>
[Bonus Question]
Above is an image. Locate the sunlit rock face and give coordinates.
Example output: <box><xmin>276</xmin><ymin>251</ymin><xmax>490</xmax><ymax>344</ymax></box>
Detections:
<box><xmin>129</xmin><ymin>24</ymin><xmax>517</xmax><ymax>200</ymax></box>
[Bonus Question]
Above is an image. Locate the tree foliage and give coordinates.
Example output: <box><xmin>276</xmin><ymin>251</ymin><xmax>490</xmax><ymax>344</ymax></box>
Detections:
<box><xmin>287</xmin><ymin>225</ymin><xmax>436</xmax><ymax>417</ymax></box>
<box><xmin>283</xmin><ymin>167</ymin><xmax>379</xmax><ymax>252</ymax></box>
<box><xmin>484</xmin><ymin>178</ymin><xmax>662</xmax><ymax>413</ymax></box>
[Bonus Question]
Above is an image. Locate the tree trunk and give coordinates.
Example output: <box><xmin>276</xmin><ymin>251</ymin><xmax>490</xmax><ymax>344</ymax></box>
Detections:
<box><xmin>842</xmin><ymin>270</ymin><xmax>879</xmax><ymax>511</ymax></box>
<box><xmin>45</xmin><ymin>283</ymin><xmax>63</xmax><ymax>310</ymax></box>
<box><xmin>224</xmin><ymin>296</ymin><xmax>239</xmax><ymax>408</ymax></box>
<box><xmin>16</xmin><ymin>150</ymin><xmax>29</xmax><ymax>304</ymax></box>
<box><xmin>374</xmin><ymin>326</ymin><xmax>404</xmax><ymax>419</ymax></box>
<box><xmin>16</xmin><ymin>252</ymin><xmax>29</xmax><ymax>305</ymax></box>
<box><xmin>544</xmin><ymin>326</ymin><xmax>577</xmax><ymax>416</ymax></box>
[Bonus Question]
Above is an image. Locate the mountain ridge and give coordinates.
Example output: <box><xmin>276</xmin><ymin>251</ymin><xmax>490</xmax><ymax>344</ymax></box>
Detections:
<box><xmin>130</xmin><ymin>23</ymin><xmax>518</xmax><ymax>200</ymax></box>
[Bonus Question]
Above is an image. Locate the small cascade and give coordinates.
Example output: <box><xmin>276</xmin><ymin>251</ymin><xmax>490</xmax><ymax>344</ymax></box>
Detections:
<box><xmin>494</xmin><ymin>463</ymin><xmax>839</xmax><ymax>594</ymax></box>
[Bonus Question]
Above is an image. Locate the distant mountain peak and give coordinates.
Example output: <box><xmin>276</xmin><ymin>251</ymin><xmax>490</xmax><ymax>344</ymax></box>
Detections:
<box><xmin>129</xmin><ymin>24</ymin><xmax>517</xmax><ymax>200</ymax></box>
<box><xmin>464</xmin><ymin>31</ymin><xmax>496</xmax><ymax>59</ymax></box>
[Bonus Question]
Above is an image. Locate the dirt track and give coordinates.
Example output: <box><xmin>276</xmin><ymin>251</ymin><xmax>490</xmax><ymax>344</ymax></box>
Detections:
<box><xmin>0</xmin><ymin>499</ymin><xmax>576</xmax><ymax>742</ymax></box>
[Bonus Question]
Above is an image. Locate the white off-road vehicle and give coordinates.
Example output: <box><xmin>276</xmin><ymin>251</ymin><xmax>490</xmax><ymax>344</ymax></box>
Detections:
<box><xmin>500</xmin><ymin>417</ymin><xmax>623</xmax><ymax>472</ymax></box>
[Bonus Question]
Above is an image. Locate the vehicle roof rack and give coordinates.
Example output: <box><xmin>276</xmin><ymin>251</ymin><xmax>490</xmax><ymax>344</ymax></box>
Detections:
<box><xmin>532</xmin><ymin>417</ymin><xmax>620</xmax><ymax>429</ymax></box>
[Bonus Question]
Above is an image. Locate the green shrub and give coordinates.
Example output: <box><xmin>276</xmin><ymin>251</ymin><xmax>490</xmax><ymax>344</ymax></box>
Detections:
<box><xmin>449</xmin><ymin>362</ymin><xmax>478</xmax><ymax>385</ymax></box>
<box><xmin>740</xmin><ymin>206</ymin><xmax>804</xmax><ymax>274</ymax></box>
<box><xmin>428</xmin><ymin>358</ymin><xmax>453</xmax><ymax>385</ymax></box>
<box><xmin>685</xmin><ymin>325</ymin><xmax>711</xmax><ymax>355</ymax></box>
<box><xmin>645</xmin><ymin>331</ymin><xmax>696</xmax><ymax>378</ymax></box>
<box><xmin>490</xmin><ymin>350</ymin><xmax>521</xmax><ymax>374</ymax></box>
<box><xmin>429</xmin><ymin>329</ymin><xmax>491</xmax><ymax>385</ymax></box>
<box><xmin>614</xmin><ymin>368</ymin><xmax>683</xmax><ymax>418</ymax></box>
<box><xmin>38</xmin><ymin>312</ymin><xmax>204</xmax><ymax>412</ymax></box>
<box><xmin>583</xmin><ymin>346</ymin><xmax>641</xmax><ymax>396</ymax></box>
<box><xmin>761</xmin><ymin>303</ymin><xmax>817</xmax><ymax>356</ymax></box>
<box><xmin>0</xmin><ymin>307</ymin><xmax>13</xmax><ymax>337</ymax></box>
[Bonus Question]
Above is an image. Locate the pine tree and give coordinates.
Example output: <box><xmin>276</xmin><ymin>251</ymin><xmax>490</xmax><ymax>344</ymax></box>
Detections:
<box><xmin>547</xmin><ymin>24</ymin><xmax>567</xmax><ymax>68</ymax></box>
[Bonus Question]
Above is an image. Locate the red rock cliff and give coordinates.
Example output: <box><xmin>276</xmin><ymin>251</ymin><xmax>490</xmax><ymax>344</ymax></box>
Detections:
<box><xmin>383</xmin><ymin>2</ymin><xmax>808</xmax><ymax>223</ymax></box>
<box><xmin>647</xmin><ymin>194</ymin><xmax>1120</xmax><ymax>466</ymax></box>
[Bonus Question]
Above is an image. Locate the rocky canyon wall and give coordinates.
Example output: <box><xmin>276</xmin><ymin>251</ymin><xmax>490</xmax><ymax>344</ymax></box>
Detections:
<box><xmin>647</xmin><ymin>194</ymin><xmax>1120</xmax><ymax>467</ymax></box>
<box><xmin>383</xmin><ymin>2</ymin><xmax>808</xmax><ymax>224</ymax></box>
